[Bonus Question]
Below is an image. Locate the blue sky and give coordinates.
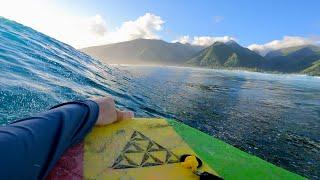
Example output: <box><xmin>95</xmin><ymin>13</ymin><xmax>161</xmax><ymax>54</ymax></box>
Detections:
<box><xmin>60</xmin><ymin>0</ymin><xmax>320</xmax><ymax>45</ymax></box>
<box><xmin>1</xmin><ymin>0</ymin><xmax>319</xmax><ymax>53</ymax></box>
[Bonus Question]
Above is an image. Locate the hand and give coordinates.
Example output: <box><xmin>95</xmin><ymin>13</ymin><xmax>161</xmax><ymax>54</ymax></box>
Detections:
<box><xmin>92</xmin><ymin>97</ymin><xmax>134</xmax><ymax>126</ymax></box>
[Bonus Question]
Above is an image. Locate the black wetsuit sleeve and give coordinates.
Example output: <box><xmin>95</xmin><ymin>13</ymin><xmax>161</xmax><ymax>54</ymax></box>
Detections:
<box><xmin>0</xmin><ymin>100</ymin><xmax>99</xmax><ymax>179</ymax></box>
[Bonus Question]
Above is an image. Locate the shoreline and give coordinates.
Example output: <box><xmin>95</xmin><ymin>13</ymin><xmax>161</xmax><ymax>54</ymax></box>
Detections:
<box><xmin>109</xmin><ymin>63</ymin><xmax>320</xmax><ymax>78</ymax></box>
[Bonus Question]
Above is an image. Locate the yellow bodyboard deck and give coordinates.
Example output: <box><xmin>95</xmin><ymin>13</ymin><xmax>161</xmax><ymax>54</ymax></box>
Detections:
<box><xmin>48</xmin><ymin>118</ymin><xmax>304</xmax><ymax>180</ymax></box>
<box><xmin>84</xmin><ymin>118</ymin><xmax>217</xmax><ymax>179</ymax></box>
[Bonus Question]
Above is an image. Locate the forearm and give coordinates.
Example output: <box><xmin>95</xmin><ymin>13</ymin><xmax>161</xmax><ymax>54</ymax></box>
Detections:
<box><xmin>0</xmin><ymin>100</ymin><xmax>99</xmax><ymax>179</ymax></box>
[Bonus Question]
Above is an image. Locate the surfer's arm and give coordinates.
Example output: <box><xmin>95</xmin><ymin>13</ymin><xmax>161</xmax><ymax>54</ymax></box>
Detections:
<box><xmin>0</xmin><ymin>97</ymin><xmax>133</xmax><ymax>179</ymax></box>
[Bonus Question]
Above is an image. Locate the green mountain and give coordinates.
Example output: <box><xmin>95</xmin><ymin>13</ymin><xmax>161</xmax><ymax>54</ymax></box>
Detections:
<box><xmin>80</xmin><ymin>39</ymin><xmax>203</xmax><ymax>65</ymax></box>
<box><xmin>265</xmin><ymin>45</ymin><xmax>320</xmax><ymax>58</ymax></box>
<box><xmin>81</xmin><ymin>38</ymin><xmax>320</xmax><ymax>76</ymax></box>
<box><xmin>264</xmin><ymin>45</ymin><xmax>320</xmax><ymax>73</ymax></box>
<box><xmin>187</xmin><ymin>41</ymin><xmax>266</xmax><ymax>69</ymax></box>
<box><xmin>302</xmin><ymin>60</ymin><xmax>320</xmax><ymax>76</ymax></box>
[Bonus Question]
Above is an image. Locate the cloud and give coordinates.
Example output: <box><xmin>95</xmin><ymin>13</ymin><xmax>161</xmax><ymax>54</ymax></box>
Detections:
<box><xmin>173</xmin><ymin>36</ymin><xmax>190</xmax><ymax>44</ymax></box>
<box><xmin>173</xmin><ymin>35</ymin><xmax>236</xmax><ymax>46</ymax></box>
<box><xmin>213</xmin><ymin>16</ymin><xmax>224</xmax><ymax>23</ymax></box>
<box><xmin>0</xmin><ymin>0</ymin><xmax>164</xmax><ymax>48</ymax></box>
<box><xmin>105</xmin><ymin>13</ymin><xmax>164</xmax><ymax>43</ymax></box>
<box><xmin>86</xmin><ymin>15</ymin><xmax>107</xmax><ymax>36</ymax></box>
<box><xmin>248</xmin><ymin>36</ymin><xmax>319</xmax><ymax>56</ymax></box>
<box><xmin>193</xmin><ymin>36</ymin><xmax>235</xmax><ymax>46</ymax></box>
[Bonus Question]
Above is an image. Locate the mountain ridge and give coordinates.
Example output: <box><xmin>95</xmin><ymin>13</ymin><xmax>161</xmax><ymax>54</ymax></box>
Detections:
<box><xmin>263</xmin><ymin>45</ymin><xmax>320</xmax><ymax>74</ymax></box>
<box><xmin>81</xmin><ymin>38</ymin><xmax>320</xmax><ymax>76</ymax></box>
<box><xmin>80</xmin><ymin>38</ymin><xmax>203</xmax><ymax>65</ymax></box>
<box><xmin>186</xmin><ymin>41</ymin><xmax>266</xmax><ymax>69</ymax></box>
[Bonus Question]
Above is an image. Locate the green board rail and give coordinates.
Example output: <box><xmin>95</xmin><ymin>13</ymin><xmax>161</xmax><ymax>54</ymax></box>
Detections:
<box><xmin>168</xmin><ymin>119</ymin><xmax>305</xmax><ymax>179</ymax></box>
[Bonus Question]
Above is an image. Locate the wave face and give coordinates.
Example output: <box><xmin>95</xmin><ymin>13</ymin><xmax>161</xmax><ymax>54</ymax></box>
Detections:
<box><xmin>0</xmin><ymin>17</ymin><xmax>163</xmax><ymax>123</ymax></box>
<box><xmin>0</xmin><ymin>18</ymin><xmax>320</xmax><ymax>179</ymax></box>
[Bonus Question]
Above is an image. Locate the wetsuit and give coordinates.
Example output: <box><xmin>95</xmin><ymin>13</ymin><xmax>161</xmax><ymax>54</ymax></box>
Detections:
<box><xmin>0</xmin><ymin>100</ymin><xmax>99</xmax><ymax>179</ymax></box>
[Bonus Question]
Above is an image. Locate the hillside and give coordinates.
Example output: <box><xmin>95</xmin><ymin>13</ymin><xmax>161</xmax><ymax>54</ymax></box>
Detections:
<box><xmin>81</xmin><ymin>38</ymin><xmax>320</xmax><ymax>76</ymax></box>
<box><xmin>80</xmin><ymin>39</ymin><xmax>203</xmax><ymax>65</ymax></box>
<box><xmin>264</xmin><ymin>45</ymin><xmax>320</xmax><ymax>73</ymax></box>
<box><xmin>187</xmin><ymin>41</ymin><xmax>266</xmax><ymax>69</ymax></box>
<box><xmin>302</xmin><ymin>60</ymin><xmax>320</xmax><ymax>76</ymax></box>
<box><xmin>265</xmin><ymin>45</ymin><xmax>320</xmax><ymax>58</ymax></box>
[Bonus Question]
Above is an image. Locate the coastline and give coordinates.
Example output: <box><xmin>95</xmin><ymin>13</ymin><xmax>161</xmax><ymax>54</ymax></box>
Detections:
<box><xmin>109</xmin><ymin>63</ymin><xmax>320</xmax><ymax>78</ymax></box>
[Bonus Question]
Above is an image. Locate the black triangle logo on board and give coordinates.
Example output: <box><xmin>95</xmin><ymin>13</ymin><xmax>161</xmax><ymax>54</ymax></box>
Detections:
<box><xmin>112</xmin><ymin>130</ymin><xmax>179</xmax><ymax>169</ymax></box>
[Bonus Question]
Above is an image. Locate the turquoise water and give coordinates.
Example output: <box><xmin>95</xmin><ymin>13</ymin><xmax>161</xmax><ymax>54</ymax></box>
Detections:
<box><xmin>0</xmin><ymin>17</ymin><xmax>319</xmax><ymax>179</ymax></box>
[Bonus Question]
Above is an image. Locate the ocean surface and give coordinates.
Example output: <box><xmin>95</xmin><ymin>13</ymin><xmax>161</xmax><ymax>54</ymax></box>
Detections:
<box><xmin>0</xmin><ymin>17</ymin><xmax>319</xmax><ymax>179</ymax></box>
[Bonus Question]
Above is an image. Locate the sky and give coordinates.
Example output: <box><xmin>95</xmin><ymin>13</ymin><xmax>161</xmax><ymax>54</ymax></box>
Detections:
<box><xmin>0</xmin><ymin>0</ymin><xmax>319</xmax><ymax>54</ymax></box>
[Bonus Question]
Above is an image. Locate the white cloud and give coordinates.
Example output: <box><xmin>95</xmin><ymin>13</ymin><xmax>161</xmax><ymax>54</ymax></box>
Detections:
<box><xmin>86</xmin><ymin>15</ymin><xmax>107</xmax><ymax>36</ymax></box>
<box><xmin>105</xmin><ymin>13</ymin><xmax>164</xmax><ymax>44</ymax></box>
<box><xmin>193</xmin><ymin>36</ymin><xmax>235</xmax><ymax>46</ymax></box>
<box><xmin>0</xmin><ymin>0</ymin><xmax>164</xmax><ymax>48</ymax></box>
<box><xmin>248</xmin><ymin>36</ymin><xmax>319</xmax><ymax>56</ymax></box>
<box><xmin>172</xmin><ymin>35</ymin><xmax>190</xmax><ymax>44</ymax></box>
<box><xmin>213</xmin><ymin>16</ymin><xmax>224</xmax><ymax>23</ymax></box>
<box><xmin>173</xmin><ymin>35</ymin><xmax>235</xmax><ymax>46</ymax></box>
